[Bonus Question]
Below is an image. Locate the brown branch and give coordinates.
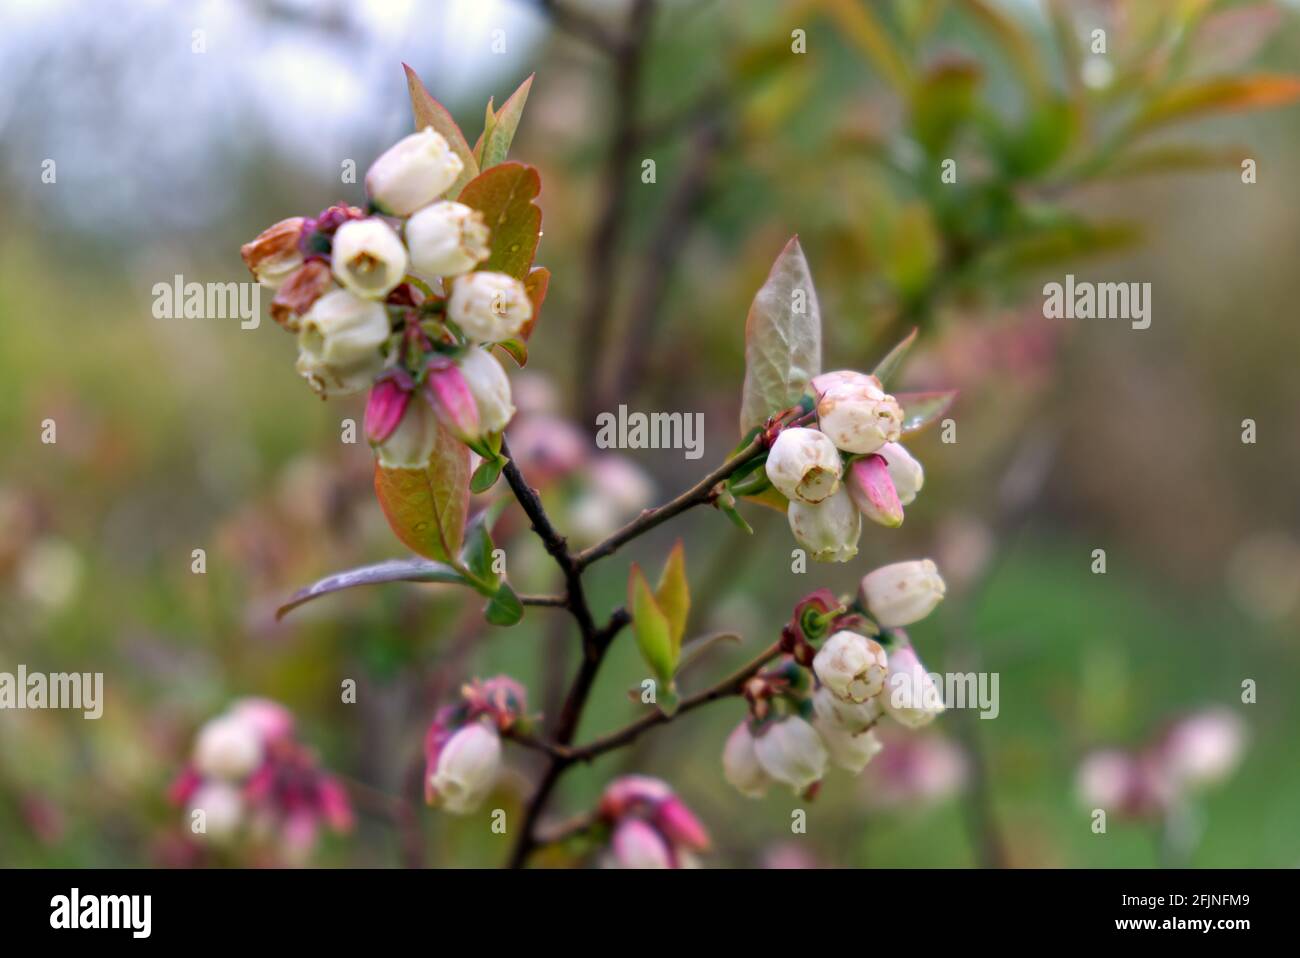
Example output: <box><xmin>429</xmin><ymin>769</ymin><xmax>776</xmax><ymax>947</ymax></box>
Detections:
<box><xmin>532</xmin><ymin>0</ymin><xmax>621</xmax><ymax>53</ymax></box>
<box><xmin>573</xmin><ymin>434</ymin><xmax>766</xmax><ymax>570</ymax></box>
<box><xmin>576</xmin><ymin>0</ymin><xmax>657</xmax><ymax>429</ymax></box>
<box><xmin>519</xmin><ymin>592</ymin><xmax>568</xmax><ymax>608</ymax></box>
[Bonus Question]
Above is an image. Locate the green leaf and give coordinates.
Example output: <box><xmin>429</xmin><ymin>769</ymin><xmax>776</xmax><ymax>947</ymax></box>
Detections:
<box><xmin>470</xmin><ymin>455</ymin><xmax>505</xmax><ymax>494</ymax></box>
<box><xmin>872</xmin><ymin>327</ymin><xmax>918</xmax><ymax>385</ymax></box>
<box><xmin>895</xmin><ymin>390</ymin><xmax>958</xmax><ymax>434</ymax></box>
<box><xmin>739</xmin><ymin>236</ymin><xmax>822</xmax><ymax>435</ymax></box>
<box><xmin>457</xmin><ymin>162</ymin><xmax>542</xmax><ymax>281</ymax></box>
<box><xmin>460</xmin><ymin>514</ymin><xmax>498</xmax><ymax>593</ymax></box>
<box><xmin>477</xmin><ymin>74</ymin><xmax>534</xmax><ymax>169</ymax></box>
<box><xmin>496</xmin><ymin>338</ymin><xmax>528</xmax><ymax>368</ymax></box>
<box><xmin>474</xmin><ymin>99</ymin><xmax>496</xmax><ymax>167</ymax></box>
<box><xmin>655</xmin><ymin>540</ymin><xmax>690</xmax><ymax>658</ymax></box>
<box><xmin>1091</xmin><ymin>144</ymin><xmax>1249</xmax><ymax>179</ymax></box>
<box><xmin>629</xmin><ymin>564</ymin><xmax>675</xmax><ymax>684</ymax></box>
<box><xmin>911</xmin><ymin>59</ymin><xmax>982</xmax><ymax>157</ymax></box>
<box><xmin>716</xmin><ymin>490</ymin><xmax>755</xmax><ymax>534</ymax></box>
<box><xmin>403</xmin><ymin>63</ymin><xmax>479</xmax><ymax>199</ymax></box>
<box><xmin>819</xmin><ymin>0</ymin><xmax>909</xmax><ymax>92</ymax></box>
<box><xmin>277</xmin><ymin>558</ymin><xmax>468</xmax><ymax>620</ymax></box>
<box><xmin>373</xmin><ymin>417</ymin><xmax>471</xmax><ymax>563</ymax></box>
<box><xmin>1132</xmin><ymin>75</ymin><xmax>1300</xmax><ymax>134</ymax></box>
<box><xmin>485</xmin><ymin>582</ymin><xmax>524</xmax><ymax>626</ymax></box>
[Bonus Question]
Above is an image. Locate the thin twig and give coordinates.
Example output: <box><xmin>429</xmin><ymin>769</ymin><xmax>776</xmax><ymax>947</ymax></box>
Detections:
<box><xmin>574</xmin><ymin>434</ymin><xmax>766</xmax><ymax>569</ymax></box>
<box><xmin>531</xmin><ymin>0</ymin><xmax>620</xmax><ymax>53</ymax></box>
<box><xmin>519</xmin><ymin>593</ymin><xmax>568</xmax><ymax>608</ymax></box>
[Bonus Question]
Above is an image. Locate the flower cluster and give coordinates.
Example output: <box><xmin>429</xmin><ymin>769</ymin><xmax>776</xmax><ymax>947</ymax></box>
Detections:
<box><xmin>597</xmin><ymin>776</ymin><xmax>710</xmax><ymax>869</ymax></box>
<box><xmin>240</xmin><ymin>126</ymin><xmax>530</xmax><ymax>464</ymax></box>
<box><xmin>168</xmin><ymin>699</ymin><xmax>353</xmax><ymax>861</ymax></box>
<box><xmin>763</xmin><ymin>370</ymin><xmax>922</xmax><ymax>562</ymax></box>
<box><xmin>723</xmin><ymin>564</ymin><xmax>947</xmax><ymax>798</ymax></box>
<box><xmin>1076</xmin><ymin>707</ymin><xmax>1246</xmax><ymax>820</ymax></box>
<box><xmin>423</xmin><ymin>676</ymin><xmax>529</xmax><ymax>814</ymax></box>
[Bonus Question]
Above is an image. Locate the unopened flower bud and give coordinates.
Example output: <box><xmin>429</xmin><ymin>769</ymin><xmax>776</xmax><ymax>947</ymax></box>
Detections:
<box><xmin>447</xmin><ymin>271</ymin><xmax>532</xmax><ymax>343</ymax></box>
<box><xmin>859</xmin><ymin>559</ymin><xmax>946</xmax><ymax>627</ymax></box>
<box><xmin>765</xmin><ymin>427</ymin><xmax>842</xmax><ymax>504</ymax></box>
<box><xmin>812</xmin><ymin>684</ymin><xmax>881</xmax><ymax>734</ymax></box>
<box><xmin>376</xmin><ymin>394</ymin><xmax>438</xmax><ymax>469</ymax></box>
<box><xmin>459</xmin><ymin>346</ymin><xmax>515</xmax><ymax>436</ymax></box>
<box><xmin>846</xmin><ymin>454</ymin><xmax>903</xmax><ymax>528</ymax></box>
<box><xmin>814</xmin><ymin>719</ymin><xmax>883</xmax><ymax>773</ymax></box>
<box><xmin>813</xmin><ymin>630</ymin><xmax>888</xmax><ymax>703</ymax></box>
<box><xmin>270</xmin><ymin>260</ymin><xmax>333</xmax><ymax>331</ymax></box>
<box><xmin>366</xmin><ymin>127</ymin><xmax>463</xmax><ymax>216</ymax></box>
<box><xmin>1076</xmin><ymin>750</ymin><xmax>1137</xmax><ymax>809</ymax></box>
<box><xmin>656</xmin><ymin>796</ymin><xmax>710</xmax><ymax>852</ymax></box>
<box><xmin>330</xmin><ymin>218</ymin><xmax>408</xmax><ymax>300</ymax></box>
<box><xmin>188</xmin><ymin>781</ymin><xmax>244</xmax><ymax>841</ymax></box>
<box><xmin>722</xmin><ymin>722</ymin><xmax>773</xmax><ymax>798</ymax></box>
<box><xmin>424</xmin><ymin>358</ymin><xmax>481</xmax><ymax>446</ymax></box>
<box><xmin>295</xmin><ymin>290</ymin><xmax>391</xmax><ymax>397</ymax></box>
<box><xmin>611</xmin><ymin>818</ymin><xmax>672</xmax><ymax>869</ymax></box>
<box><xmin>407</xmin><ymin>201</ymin><xmax>491</xmax><ymax>277</ymax></box>
<box><xmin>230</xmin><ymin>698</ymin><xmax>295</xmax><ymax>744</ymax></box>
<box><xmin>241</xmin><ymin>217</ymin><xmax>305</xmax><ymax>289</ymax></box>
<box><xmin>365</xmin><ymin>375</ymin><xmax>413</xmax><ymax>446</ymax></box>
<box><xmin>810</xmin><ymin>369</ymin><xmax>882</xmax><ymax>398</ymax></box>
<box><xmin>883</xmin><ymin>644</ymin><xmax>945</xmax><ymax>728</ymax></box>
<box><xmin>194</xmin><ymin>714</ymin><xmax>263</xmax><ymax>781</ymax></box>
<box><xmin>787</xmin><ymin>486</ymin><xmax>861</xmax><ymax>563</ymax></box>
<box><xmin>427</xmin><ymin>721</ymin><xmax>502</xmax><ymax>814</ymax></box>
<box><xmin>817</xmin><ymin>381</ymin><xmax>903</xmax><ymax>454</ymax></box>
<box><xmin>752</xmin><ymin>716</ymin><xmax>828</xmax><ymax>793</ymax></box>
<box><xmin>879</xmin><ymin>441</ymin><xmax>923</xmax><ymax>506</ymax></box>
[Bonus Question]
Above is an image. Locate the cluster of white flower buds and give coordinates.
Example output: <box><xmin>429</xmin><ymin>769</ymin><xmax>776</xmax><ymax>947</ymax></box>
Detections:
<box><xmin>597</xmin><ymin>776</ymin><xmax>710</xmax><ymax>869</ymax></box>
<box><xmin>762</xmin><ymin>370</ymin><xmax>921</xmax><ymax>562</ymax></box>
<box><xmin>240</xmin><ymin>127</ymin><xmax>533</xmax><ymax>465</ymax></box>
<box><xmin>1076</xmin><ymin>707</ymin><xmax>1246</xmax><ymax>820</ymax></box>
<box><xmin>168</xmin><ymin>698</ymin><xmax>352</xmax><ymax>860</ymax></box>
<box><xmin>423</xmin><ymin>676</ymin><xmax>529</xmax><ymax>815</ymax></box>
<box><xmin>723</xmin><ymin>563</ymin><xmax>947</xmax><ymax>799</ymax></box>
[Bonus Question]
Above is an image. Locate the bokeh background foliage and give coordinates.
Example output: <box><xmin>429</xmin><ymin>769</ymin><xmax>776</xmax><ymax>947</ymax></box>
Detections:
<box><xmin>1</xmin><ymin>0</ymin><xmax>1299</xmax><ymax>866</ymax></box>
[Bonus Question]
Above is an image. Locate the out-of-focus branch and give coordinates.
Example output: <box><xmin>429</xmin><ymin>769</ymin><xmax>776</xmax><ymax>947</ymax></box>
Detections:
<box><xmin>531</xmin><ymin>0</ymin><xmax>620</xmax><ymax>53</ymax></box>
<box><xmin>611</xmin><ymin>116</ymin><xmax>727</xmax><ymax>401</ymax></box>
<box><xmin>576</xmin><ymin>0</ymin><xmax>657</xmax><ymax>429</ymax></box>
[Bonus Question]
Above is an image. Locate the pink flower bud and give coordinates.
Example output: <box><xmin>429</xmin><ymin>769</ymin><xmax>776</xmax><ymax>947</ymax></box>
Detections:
<box><xmin>1159</xmin><ymin>709</ymin><xmax>1245</xmax><ymax>788</ymax></box>
<box><xmin>599</xmin><ymin>775</ymin><xmax>675</xmax><ymax>819</ymax></box>
<box><xmin>458</xmin><ymin>347</ymin><xmax>515</xmax><ymax>436</ymax></box>
<box><xmin>878</xmin><ymin>441</ymin><xmax>923</xmax><ymax>506</ymax></box>
<box><xmin>611</xmin><ymin>818</ymin><xmax>672</xmax><ymax>869</ymax></box>
<box><xmin>270</xmin><ymin>260</ymin><xmax>333</xmax><ymax>331</ymax></box>
<box><xmin>655</xmin><ymin>796</ymin><xmax>710</xmax><ymax>852</ymax></box>
<box><xmin>424</xmin><ymin>357</ymin><xmax>481</xmax><ymax>446</ymax></box>
<box><xmin>188</xmin><ymin>781</ymin><xmax>244</xmax><ymax>841</ymax></box>
<box><xmin>365</xmin><ymin>376</ymin><xmax>413</xmax><ymax>446</ymax></box>
<box><xmin>846</xmin><ymin>454</ymin><xmax>904</xmax><ymax>528</ymax></box>
<box><xmin>193</xmin><ymin>714</ymin><xmax>264</xmax><ymax>781</ymax></box>
<box><xmin>810</xmin><ymin>369</ymin><xmax>883</xmax><ymax>399</ymax></box>
<box><xmin>230</xmin><ymin>698</ymin><xmax>295</xmax><ymax>745</ymax></box>
<box><xmin>813</xmin><ymin>630</ymin><xmax>888</xmax><ymax>703</ymax></box>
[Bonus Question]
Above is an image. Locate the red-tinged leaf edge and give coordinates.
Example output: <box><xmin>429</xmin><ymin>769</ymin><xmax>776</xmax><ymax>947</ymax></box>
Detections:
<box><xmin>871</xmin><ymin>327</ymin><xmax>919</xmax><ymax>385</ymax></box>
<box><xmin>277</xmin><ymin>557</ymin><xmax>468</xmax><ymax>620</ymax></box>
<box><xmin>478</xmin><ymin>74</ymin><xmax>534</xmax><ymax>169</ymax></box>
<box><xmin>521</xmin><ymin>266</ymin><xmax>550</xmax><ymax>341</ymax></box>
<box><xmin>403</xmin><ymin>63</ymin><xmax>479</xmax><ymax>198</ymax></box>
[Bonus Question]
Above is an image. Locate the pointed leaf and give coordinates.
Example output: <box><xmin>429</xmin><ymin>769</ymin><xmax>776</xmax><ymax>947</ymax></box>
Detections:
<box><xmin>1133</xmin><ymin>75</ymin><xmax>1300</xmax><ymax>134</ymax></box>
<box><xmin>403</xmin><ymin>63</ymin><xmax>479</xmax><ymax>199</ymax></box>
<box><xmin>655</xmin><ymin>540</ymin><xmax>690</xmax><ymax>655</ymax></box>
<box><xmin>871</xmin><ymin>327</ymin><xmax>918</xmax><ymax>384</ymax></box>
<box><xmin>895</xmin><ymin>390</ymin><xmax>957</xmax><ymax>434</ymax></box>
<box><xmin>457</xmin><ymin>162</ymin><xmax>542</xmax><ymax>281</ymax></box>
<box><xmin>473</xmin><ymin>97</ymin><xmax>496</xmax><ymax>167</ymax></box>
<box><xmin>629</xmin><ymin>564</ymin><xmax>675</xmax><ymax>684</ymax></box>
<box><xmin>277</xmin><ymin>558</ymin><xmax>468</xmax><ymax>620</ymax></box>
<box><xmin>496</xmin><ymin>338</ymin><xmax>528</xmax><ymax>368</ymax></box>
<box><xmin>470</xmin><ymin>455</ymin><xmax>505</xmax><ymax>493</ymax></box>
<box><xmin>485</xmin><ymin>582</ymin><xmax>524</xmax><ymax>626</ymax></box>
<box><xmin>460</xmin><ymin>514</ymin><xmax>499</xmax><ymax>593</ymax></box>
<box><xmin>480</xmin><ymin>74</ymin><xmax>534</xmax><ymax>169</ymax></box>
<box><xmin>739</xmin><ymin>236</ymin><xmax>822</xmax><ymax>435</ymax></box>
<box><xmin>742</xmin><ymin>486</ymin><xmax>789</xmax><ymax>513</ymax></box>
<box><xmin>374</xmin><ymin>417</ymin><xmax>471</xmax><ymax>562</ymax></box>
<box><xmin>677</xmin><ymin>631</ymin><xmax>742</xmax><ymax>673</ymax></box>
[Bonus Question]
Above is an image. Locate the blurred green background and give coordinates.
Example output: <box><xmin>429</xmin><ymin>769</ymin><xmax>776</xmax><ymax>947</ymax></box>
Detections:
<box><xmin>1</xmin><ymin>0</ymin><xmax>1298</xmax><ymax>867</ymax></box>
